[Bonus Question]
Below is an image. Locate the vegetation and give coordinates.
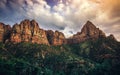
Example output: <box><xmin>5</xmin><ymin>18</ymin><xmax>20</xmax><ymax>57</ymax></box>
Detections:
<box><xmin>0</xmin><ymin>38</ymin><xmax>120</xmax><ymax>75</ymax></box>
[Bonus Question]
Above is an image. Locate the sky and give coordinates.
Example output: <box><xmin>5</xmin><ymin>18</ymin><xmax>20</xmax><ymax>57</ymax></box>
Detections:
<box><xmin>0</xmin><ymin>0</ymin><xmax>120</xmax><ymax>41</ymax></box>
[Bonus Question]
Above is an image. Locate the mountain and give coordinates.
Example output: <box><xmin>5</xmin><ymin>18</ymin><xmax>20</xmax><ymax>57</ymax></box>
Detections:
<box><xmin>0</xmin><ymin>19</ymin><xmax>120</xmax><ymax>75</ymax></box>
<box><xmin>67</xmin><ymin>21</ymin><xmax>106</xmax><ymax>44</ymax></box>
<box><xmin>0</xmin><ymin>19</ymin><xmax>117</xmax><ymax>45</ymax></box>
<box><xmin>0</xmin><ymin>19</ymin><xmax>67</xmax><ymax>45</ymax></box>
<box><xmin>10</xmin><ymin>19</ymin><xmax>49</xmax><ymax>45</ymax></box>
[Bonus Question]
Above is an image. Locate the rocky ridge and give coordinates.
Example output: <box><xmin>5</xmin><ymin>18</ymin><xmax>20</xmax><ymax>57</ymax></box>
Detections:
<box><xmin>0</xmin><ymin>20</ymin><xmax>116</xmax><ymax>45</ymax></box>
<box><xmin>10</xmin><ymin>19</ymin><xmax>49</xmax><ymax>45</ymax></box>
<box><xmin>67</xmin><ymin>21</ymin><xmax>106</xmax><ymax>44</ymax></box>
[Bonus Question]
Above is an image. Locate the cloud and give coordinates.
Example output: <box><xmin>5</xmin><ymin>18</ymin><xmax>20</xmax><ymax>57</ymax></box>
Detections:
<box><xmin>91</xmin><ymin>0</ymin><xmax>120</xmax><ymax>40</ymax></box>
<box><xmin>0</xmin><ymin>0</ymin><xmax>120</xmax><ymax>41</ymax></box>
<box><xmin>99</xmin><ymin>0</ymin><xmax>120</xmax><ymax>19</ymax></box>
<box><xmin>0</xmin><ymin>0</ymin><xmax>7</xmax><ymax>9</ymax></box>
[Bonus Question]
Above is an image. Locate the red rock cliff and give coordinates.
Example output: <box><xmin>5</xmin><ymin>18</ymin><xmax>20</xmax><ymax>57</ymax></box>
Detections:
<box><xmin>10</xmin><ymin>19</ymin><xmax>49</xmax><ymax>45</ymax></box>
<box><xmin>67</xmin><ymin>21</ymin><xmax>106</xmax><ymax>44</ymax></box>
<box><xmin>0</xmin><ymin>23</ymin><xmax>11</xmax><ymax>42</ymax></box>
<box><xmin>46</xmin><ymin>30</ymin><xmax>66</xmax><ymax>45</ymax></box>
<box><xmin>0</xmin><ymin>20</ymin><xmax>115</xmax><ymax>45</ymax></box>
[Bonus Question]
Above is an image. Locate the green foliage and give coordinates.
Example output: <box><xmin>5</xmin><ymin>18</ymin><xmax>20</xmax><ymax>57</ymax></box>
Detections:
<box><xmin>0</xmin><ymin>38</ymin><xmax>120</xmax><ymax>75</ymax></box>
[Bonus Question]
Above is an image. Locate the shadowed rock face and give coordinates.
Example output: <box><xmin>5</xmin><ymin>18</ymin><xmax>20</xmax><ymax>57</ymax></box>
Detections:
<box><xmin>46</xmin><ymin>30</ymin><xmax>66</xmax><ymax>45</ymax></box>
<box><xmin>67</xmin><ymin>21</ymin><xmax>106</xmax><ymax>44</ymax></box>
<box><xmin>0</xmin><ymin>23</ymin><xmax>11</xmax><ymax>42</ymax></box>
<box><xmin>10</xmin><ymin>19</ymin><xmax>49</xmax><ymax>45</ymax></box>
<box><xmin>107</xmin><ymin>34</ymin><xmax>117</xmax><ymax>41</ymax></box>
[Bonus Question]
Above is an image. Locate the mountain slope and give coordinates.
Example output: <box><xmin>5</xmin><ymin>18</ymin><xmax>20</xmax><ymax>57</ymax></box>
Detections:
<box><xmin>0</xmin><ymin>37</ymin><xmax>120</xmax><ymax>75</ymax></box>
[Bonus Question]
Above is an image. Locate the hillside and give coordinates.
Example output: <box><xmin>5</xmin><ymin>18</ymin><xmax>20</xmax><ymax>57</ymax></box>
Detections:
<box><xmin>0</xmin><ymin>20</ymin><xmax>120</xmax><ymax>75</ymax></box>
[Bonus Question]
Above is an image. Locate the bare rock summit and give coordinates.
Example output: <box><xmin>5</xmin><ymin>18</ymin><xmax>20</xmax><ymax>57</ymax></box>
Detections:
<box><xmin>10</xmin><ymin>19</ymin><xmax>49</xmax><ymax>45</ymax></box>
<box><xmin>67</xmin><ymin>21</ymin><xmax>106</xmax><ymax>44</ymax></box>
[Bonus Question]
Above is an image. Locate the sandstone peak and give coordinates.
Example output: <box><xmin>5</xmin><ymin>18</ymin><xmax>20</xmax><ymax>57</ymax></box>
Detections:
<box><xmin>80</xmin><ymin>21</ymin><xmax>106</xmax><ymax>37</ymax></box>
<box><xmin>67</xmin><ymin>21</ymin><xmax>106</xmax><ymax>44</ymax></box>
<box><xmin>10</xmin><ymin>19</ymin><xmax>49</xmax><ymax>44</ymax></box>
<box><xmin>82</xmin><ymin>21</ymin><xmax>96</xmax><ymax>28</ymax></box>
<box><xmin>20</xmin><ymin>19</ymin><xmax>39</xmax><ymax>28</ymax></box>
<box><xmin>84</xmin><ymin>21</ymin><xmax>95</xmax><ymax>27</ymax></box>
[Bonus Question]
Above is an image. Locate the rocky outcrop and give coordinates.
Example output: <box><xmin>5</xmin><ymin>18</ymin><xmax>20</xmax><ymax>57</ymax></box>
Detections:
<box><xmin>46</xmin><ymin>30</ymin><xmax>66</xmax><ymax>45</ymax></box>
<box><xmin>107</xmin><ymin>34</ymin><xmax>117</xmax><ymax>41</ymax></box>
<box><xmin>79</xmin><ymin>21</ymin><xmax>106</xmax><ymax>38</ymax></box>
<box><xmin>0</xmin><ymin>23</ymin><xmax>11</xmax><ymax>42</ymax></box>
<box><xmin>0</xmin><ymin>20</ymin><xmax>117</xmax><ymax>45</ymax></box>
<box><xmin>0</xmin><ymin>19</ymin><xmax>66</xmax><ymax>45</ymax></box>
<box><xmin>10</xmin><ymin>19</ymin><xmax>49</xmax><ymax>45</ymax></box>
<box><xmin>67</xmin><ymin>21</ymin><xmax>106</xmax><ymax>44</ymax></box>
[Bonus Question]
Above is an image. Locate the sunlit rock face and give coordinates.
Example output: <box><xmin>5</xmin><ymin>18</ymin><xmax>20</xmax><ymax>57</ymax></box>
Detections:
<box><xmin>0</xmin><ymin>23</ymin><xmax>11</xmax><ymax>42</ymax></box>
<box><xmin>0</xmin><ymin>20</ymin><xmax>117</xmax><ymax>45</ymax></box>
<box><xmin>46</xmin><ymin>30</ymin><xmax>66</xmax><ymax>45</ymax></box>
<box><xmin>67</xmin><ymin>21</ymin><xmax>106</xmax><ymax>44</ymax></box>
<box><xmin>0</xmin><ymin>19</ymin><xmax>66</xmax><ymax>45</ymax></box>
<box><xmin>10</xmin><ymin>19</ymin><xmax>49</xmax><ymax>45</ymax></box>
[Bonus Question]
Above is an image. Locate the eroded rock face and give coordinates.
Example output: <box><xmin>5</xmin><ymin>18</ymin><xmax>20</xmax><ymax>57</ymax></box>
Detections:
<box><xmin>67</xmin><ymin>21</ymin><xmax>106</xmax><ymax>44</ymax></box>
<box><xmin>0</xmin><ymin>20</ymin><xmax>117</xmax><ymax>45</ymax></box>
<box><xmin>0</xmin><ymin>23</ymin><xmax>5</xmax><ymax>42</ymax></box>
<box><xmin>0</xmin><ymin>20</ymin><xmax>66</xmax><ymax>45</ymax></box>
<box><xmin>0</xmin><ymin>23</ymin><xmax>11</xmax><ymax>42</ymax></box>
<box><xmin>46</xmin><ymin>30</ymin><xmax>66</xmax><ymax>45</ymax></box>
<box><xmin>10</xmin><ymin>19</ymin><xmax>49</xmax><ymax>44</ymax></box>
<box><xmin>107</xmin><ymin>34</ymin><xmax>117</xmax><ymax>41</ymax></box>
<box><xmin>80</xmin><ymin>21</ymin><xmax>105</xmax><ymax>38</ymax></box>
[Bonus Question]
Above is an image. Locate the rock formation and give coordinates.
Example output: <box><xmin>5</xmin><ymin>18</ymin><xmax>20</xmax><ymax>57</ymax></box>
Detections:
<box><xmin>107</xmin><ymin>34</ymin><xmax>117</xmax><ymax>41</ymax></box>
<box><xmin>0</xmin><ymin>20</ymin><xmax>117</xmax><ymax>45</ymax></box>
<box><xmin>46</xmin><ymin>30</ymin><xmax>66</xmax><ymax>45</ymax></box>
<box><xmin>10</xmin><ymin>19</ymin><xmax>49</xmax><ymax>45</ymax></box>
<box><xmin>0</xmin><ymin>19</ymin><xmax>66</xmax><ymax>45</ymax></box>
<box><xmin>67</xmin><ymin>21</ymin><xmax>106</xmax><ymax>44</ymax></box>
<box><xmin>0</xmin><ymin>23</ymin><xmax>11</xmax><ymax>42</ymax></box>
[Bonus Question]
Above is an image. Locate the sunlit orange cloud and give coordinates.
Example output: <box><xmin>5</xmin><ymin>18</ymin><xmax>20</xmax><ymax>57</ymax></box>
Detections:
<box><xmin>90</xmin><ymin>0</ymin><xmax>120</xmax><ymax>18</ymax></box>
<box><xmin>101</xmin><ymin>0</ymin><xmax>120</xmax><ymax>18</ymax></box>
